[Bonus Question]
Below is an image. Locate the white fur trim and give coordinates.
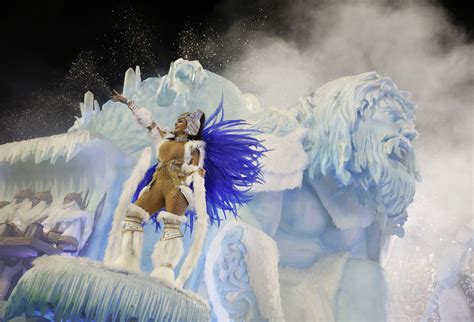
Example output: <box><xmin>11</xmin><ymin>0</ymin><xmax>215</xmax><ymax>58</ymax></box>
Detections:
<box><xmin>183</xmin><ymin>140</ymin><xmax>206</xmax><ymax>170</ymax></box>
<box><xmin>127</xmin><ymin>203</ymin><xmax>150</xmax><ymax>222</ymax></box>
<box><xmin>132</xmin><ymin>230</ymin><xmax>144</xmax><ymax>269</ymax></box>
<box><xmin>104</xmin><ymin>147</ymin><xmax>152</xmax><ymax>265</ymax></box>
<box><xmin>181</xmin><ymin>163</ymin><xmax>200</xmax><ymax>175</ymax></box>
<box><xmin>150</xmin><ymin>238</ymin><xmax>184</xmax><ymax>284</ymax></box>
<box><xmin>152</xmin><ymin>237</ymin><xmax>184</xmax><ymax>267</ymax></box>
<box><xmin>176</xmin><ymin>172</ymin><xmax>209</xmax><ymax>288</ymax></box>
<box><xmin>113</xmin><ymin>230</ymin><xmax>142</xmax><ymax>273</ymax></box>
<box><xmin>179</xmin><ymin>185</ymin><xmax>195</xmax><ymax>209</ymax></box>
<box><xmin>150</xmin><ymin>267</ymin><xmax>174</xmax><ymax>286</ymax></box>
<box><xmin>157</xmin><ymin>211</ymin><xmax>188</xmax><ymax>224</ymax></box>
<box><xmin>110</xmin><ymin>231</ymin><xmax>130</xmax><ymax>268</ymax></box>
<box><xmin>185</xmin><ymin>173</ymin><xmax>194</xmax><ymax>186</ymax></box>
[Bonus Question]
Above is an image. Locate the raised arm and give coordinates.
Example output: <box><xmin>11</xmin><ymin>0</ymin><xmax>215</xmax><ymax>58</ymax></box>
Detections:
<box><xmin>111</xmin><ymin>90</ymin><xmax>166</xmax><ymax>139</ymax></box>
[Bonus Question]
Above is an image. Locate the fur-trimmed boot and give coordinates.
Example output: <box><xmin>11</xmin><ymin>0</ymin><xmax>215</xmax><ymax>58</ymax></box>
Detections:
<box><xmin>113</xmin><ymin>204</ymin><xmax>149</xmax><ymax>272</ymax></box>
<box><xmin>149</xmin><ymin>211</ymin><xmax>187</xmax><ymax>284</ymax></box>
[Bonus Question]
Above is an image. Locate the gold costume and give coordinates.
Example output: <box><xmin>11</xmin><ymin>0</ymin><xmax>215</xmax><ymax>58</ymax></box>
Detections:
<box><xmin>107</xmin><ymin>98</ymin><xmax>207</xmax><ymax>280</ymax></box>
<box><xmin>134</xmin><ymin>140</ymin><xmax>189</xmax><ymax>218</ymax></box>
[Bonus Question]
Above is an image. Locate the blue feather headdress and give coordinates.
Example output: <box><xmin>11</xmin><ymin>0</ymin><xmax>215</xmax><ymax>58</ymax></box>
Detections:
<box><xmin>132</xmin><ymin>97</ymin><xmax>266</xmax><ymax>232</ymax></box>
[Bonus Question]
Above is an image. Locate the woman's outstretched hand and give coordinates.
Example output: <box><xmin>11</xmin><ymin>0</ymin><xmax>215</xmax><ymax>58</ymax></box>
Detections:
<box><xmin>111</xmin><ymin>90</ymin><xmax>128</xmax><ymax>104</ymax></box>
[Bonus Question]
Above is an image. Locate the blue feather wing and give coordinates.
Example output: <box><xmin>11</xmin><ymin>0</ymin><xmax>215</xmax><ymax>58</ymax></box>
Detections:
<box><xmin>202</xmin><ymin>98</ymin><xmax>266</xmax><ymax>225</ymax></box>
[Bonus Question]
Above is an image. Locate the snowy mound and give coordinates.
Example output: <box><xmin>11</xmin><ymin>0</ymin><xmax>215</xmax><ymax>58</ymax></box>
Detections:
<box><xmin>4</xmin><ymin>256</ymin><xmax>210</xmax><ymax>322</ymax></box>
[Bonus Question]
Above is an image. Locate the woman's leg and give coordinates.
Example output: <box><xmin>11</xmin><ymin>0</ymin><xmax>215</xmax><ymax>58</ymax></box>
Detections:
<box><xmin>134</xmin><ymin>183</ymin><xmax>165</xmax><ymax>216</ymax></box>
<box><xmin>165</xmin><ymin>188</ymin><xmax>188</xmax><ymax>216</ymax></box>
<box><xmin>150</xmin><ymin>185</ymin><xmax>189</xmax><ymax>283</ymax></box>
<box><xmin>116</xmin><ymin>182</ymin><xmax>166</xmax><ymax>272</ymax></box>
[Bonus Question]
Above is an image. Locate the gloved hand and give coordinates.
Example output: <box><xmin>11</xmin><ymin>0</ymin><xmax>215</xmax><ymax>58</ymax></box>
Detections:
<box><xmin>110</xmin><ymin>90</ymin><xmax>154</xmax><ymax>129</ymax></box>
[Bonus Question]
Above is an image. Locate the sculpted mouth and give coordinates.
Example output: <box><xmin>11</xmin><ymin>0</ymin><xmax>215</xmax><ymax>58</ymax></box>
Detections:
<box><xmin>386</xmin><ymin>136</ymin><xmax>413</xmax><ymax>170</ymax></box>
<box><xmin>389</xmin><ymin>146</ymin><xmax>406</xmax><ymax>166</ymax></box>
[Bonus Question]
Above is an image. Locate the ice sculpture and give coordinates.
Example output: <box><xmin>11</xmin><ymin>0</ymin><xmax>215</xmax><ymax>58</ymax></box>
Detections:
<box><xmin>1</xmin><ymin>59</ymin><xmax>420</xmax><ymax>321</ymax></box>
<box><xmin>206</xmin><ymin>72</ymin><xmax>420</xmax><ymax>321</ymax></box>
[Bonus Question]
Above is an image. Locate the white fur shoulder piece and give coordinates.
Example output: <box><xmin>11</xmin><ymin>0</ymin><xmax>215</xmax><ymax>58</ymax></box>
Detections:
<box><xmin>182</xmin><ymin>140</ymin><xmax>206</xmax><ymax>173</ymax></box>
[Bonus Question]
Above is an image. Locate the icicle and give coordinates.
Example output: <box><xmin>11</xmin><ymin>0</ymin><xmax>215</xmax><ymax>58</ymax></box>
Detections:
<box><xmin>123</xmin><ymin>68</ymin><xmax>136</xmax><ymax>98</ymax></box>
<box><xmin>79</xmin><ymin>102</ymin><xmax>85</xmax><ymax>119</ymax></box>
<box><xmin>5</xmin><ymin>256</ymin><xmax>210</xmax><ymax>321</ymax></box>
<box><xmin>57</xmin><ymin>135</ymin><xmax>70</xmax><ymax>163</ymax></box>
<box><xmin>93</xmin><ymin>100</ymin><xmax>100</xmax><ymax>115</ymax></box>
<box><xmin>79</xmin><ymin>176</ymin><xmax>86</xmax><ymax>196</ymax></box>
<box><xmin>135</xmin><ymin>66</ymin><xmax>141</xmax><ymax>91</ymax></box>
<box><xmin>83</xmin><ymin>91</ymin><xmax>94</xmax><ymax>125</ymax></box>
<box><xmin>41</xmin><ymin>139</ymin><xmax>53</xmax><ymax>163</ymax></box>
<box><xmin>65</xmin><ymin>142</ymin><xmax>79</xmax><ymax>163</ymax></box>
<box><xmin>19</xmin><ymin>142</ymin><xmax>32</xmax><ymax>164</ymax></box>
<box><xmin>65</xmin><ymin>175</ymin><xmax>74</xmax><ymax>197</ymax></box>
<box><xmin>168</xmin><ymin>61</ymin><xmax>175</xmax><ymax>88</ymax></box>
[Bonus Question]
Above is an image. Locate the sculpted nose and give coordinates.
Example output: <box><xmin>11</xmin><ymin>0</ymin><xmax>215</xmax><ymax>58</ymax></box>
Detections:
<box><xmin>401</xmin><ymin>127</ymin><xmax>418</xmax><ymax>140</ymax></box>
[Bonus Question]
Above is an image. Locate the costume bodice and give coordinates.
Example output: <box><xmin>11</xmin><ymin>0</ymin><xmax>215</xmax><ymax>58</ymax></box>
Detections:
<box><xmin>158</xmin><ymin>140</ymin><xmax>186</xmax><ymax>162</ymax></box>
<box><xmin>152</xmin><ymin>139</ymin><xmax>188</xmax><ymax>186</ymax></box>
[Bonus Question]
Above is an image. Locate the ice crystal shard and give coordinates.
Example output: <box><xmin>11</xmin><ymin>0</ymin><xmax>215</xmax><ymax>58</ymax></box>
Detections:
<box><xmin>123</xmin><ymin>68</ymin><xmax>136</xmax><ymax>98</ymax></box>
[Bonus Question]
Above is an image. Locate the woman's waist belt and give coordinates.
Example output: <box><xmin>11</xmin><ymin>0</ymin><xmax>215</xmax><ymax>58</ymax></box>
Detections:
<box><xmin>150</xmin><ymin>159</ymin><xmax>186</xmax><ymax>187</ymax></box>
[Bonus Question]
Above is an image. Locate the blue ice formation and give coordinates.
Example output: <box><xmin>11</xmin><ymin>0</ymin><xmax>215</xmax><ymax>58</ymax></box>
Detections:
<box><xmin>5</xmin><ymin>256</ymin><xmax>209</xmax><ymax>321</ymax></box>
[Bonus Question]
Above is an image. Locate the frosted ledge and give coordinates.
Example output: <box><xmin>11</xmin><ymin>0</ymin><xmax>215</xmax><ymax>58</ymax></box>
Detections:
<box><xmin>4</xmin><ymin>255</ymin><xmax>210</xmax><ymax>322</ymax></box>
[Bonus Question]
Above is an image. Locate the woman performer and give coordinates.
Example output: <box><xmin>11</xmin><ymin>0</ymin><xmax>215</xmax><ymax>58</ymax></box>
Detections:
<box><xmin>107</xmin><ymin>90</ymin><xmax>265</xmax><ymax>288</ymax></box>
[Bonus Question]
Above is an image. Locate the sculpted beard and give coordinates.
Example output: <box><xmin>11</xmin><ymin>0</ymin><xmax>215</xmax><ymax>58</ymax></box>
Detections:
<box><xmin>353</xmin><ymin>122</ymin><xmax>418</xmax><ymax>235</ymax></box>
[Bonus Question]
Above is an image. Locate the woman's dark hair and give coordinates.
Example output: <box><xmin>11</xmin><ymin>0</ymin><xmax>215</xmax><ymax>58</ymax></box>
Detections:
<box><xmin>188</xmin><ymin>113</ymin><xmax>206</xmax><ymax>141</ymax></box>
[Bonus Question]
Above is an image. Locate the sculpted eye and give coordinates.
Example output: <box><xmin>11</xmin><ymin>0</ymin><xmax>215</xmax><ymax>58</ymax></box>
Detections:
<box><xmin>373</xmin><ymin>109</ymin><xmax>393</xmax><ymax>122</ymax></box>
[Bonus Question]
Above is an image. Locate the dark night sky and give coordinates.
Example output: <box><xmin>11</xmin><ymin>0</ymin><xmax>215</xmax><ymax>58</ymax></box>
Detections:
<box><xmin>0</xmin><ymin>0</ymin><xmax>472</xmax><ymax>144</ymax></box>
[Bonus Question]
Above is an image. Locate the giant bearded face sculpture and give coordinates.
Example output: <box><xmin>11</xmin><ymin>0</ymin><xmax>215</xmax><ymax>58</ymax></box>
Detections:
<box><xmin>306</xmin><ymin>72</ymin><xmax>420</xmax><ymax>237</ymax></box>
